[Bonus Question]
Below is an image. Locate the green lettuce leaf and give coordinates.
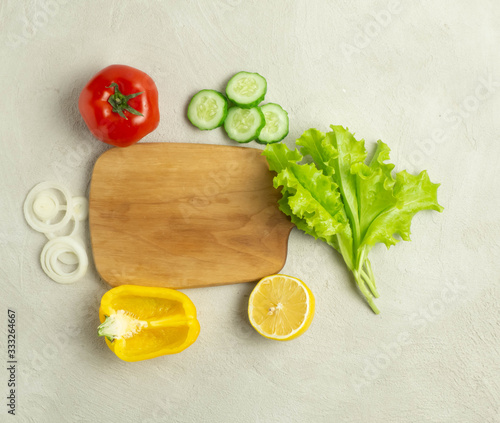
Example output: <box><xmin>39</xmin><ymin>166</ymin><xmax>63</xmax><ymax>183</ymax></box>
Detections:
<box><xmin>263</xmin><ymin>125</ymin><xmax>443</xmax><ymax>314</ymax></box>
<box><xmin>296</xmin><ymin>128</ymin><xmax>333</xmax><ymax>175</ymax></box>
<box><xmin>310</xmin><ymin>126</ymin><xmax>367</xmax><ymax>257</ymax></box>
<box><xmin>262</xmin><ymin>142</ymin><xmax>301</xmax><ymax>173</ymax></box>
<box><xmin>274</xmin><ymin>162</ymin><xmax>346</xmax><ymax>241</ymax></box>
<box><xmin>360</xmin><ymin>169</ymin><xmax>444</xmax><ymax>249</ymax></box>
<box><xmin>352</xmin><ymin>140</ymin><xmax>397</xmax><ymax>242</ymax></box>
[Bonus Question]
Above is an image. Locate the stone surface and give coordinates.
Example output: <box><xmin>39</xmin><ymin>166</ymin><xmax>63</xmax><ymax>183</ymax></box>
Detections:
<box><xmin>1</xmin><ymin>1</ymin><xmax>499</xmax><ymax>422</ymax></box>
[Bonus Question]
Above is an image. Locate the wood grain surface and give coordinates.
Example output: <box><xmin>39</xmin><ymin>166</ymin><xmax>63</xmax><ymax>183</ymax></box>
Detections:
<box><xmin>89</xmin><ymin>143</ymin><xmax>293</xmax><ymax>288</ymax></box>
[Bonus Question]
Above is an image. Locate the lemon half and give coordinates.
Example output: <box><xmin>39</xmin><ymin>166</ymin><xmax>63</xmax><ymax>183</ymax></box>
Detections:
<box><xmin>248</xmin><ymin>274</ymin><xmax>315</xmax><ymax>341</ymax></box>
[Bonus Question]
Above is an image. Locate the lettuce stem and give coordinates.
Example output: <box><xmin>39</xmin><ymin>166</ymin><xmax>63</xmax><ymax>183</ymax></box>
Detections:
<box><xmin>360</xmin><ymin>269</ymin><xmax>379</xmax><ymax>298</ymax></box>
<box><xmin>353</xmin><ymin>270</ymin><xmax>380</xmax><ymax>314</ymax></box>
<box><xmin>365</xmin><ymin>259</ymin><xmax>375</xmax><ymax>284</ymax></box>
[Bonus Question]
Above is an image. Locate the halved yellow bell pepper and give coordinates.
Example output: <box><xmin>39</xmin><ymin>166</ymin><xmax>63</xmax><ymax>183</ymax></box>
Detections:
<box><xmin>97</xmin><ymin>285</ymin><xmax>200</xmax><ymax>362</ymax></box>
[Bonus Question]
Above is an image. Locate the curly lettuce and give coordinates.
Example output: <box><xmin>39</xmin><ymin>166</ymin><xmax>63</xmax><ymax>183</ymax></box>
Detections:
<box><xmin>263</xmin><ymin>125</ymin><xmax>443</xmax><ymax>314</ymax></box>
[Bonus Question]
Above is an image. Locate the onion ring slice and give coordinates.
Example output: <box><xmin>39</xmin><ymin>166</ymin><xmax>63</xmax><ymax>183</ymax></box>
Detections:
<box><xmin>40</xmin><ymin>236</ymin><xmax>88</xmax><ymax>284</ymax></box>
<box><xmin>45</xmin><ymin>216</ymin><xmax>80</xmax><ymax>240</ymax></box>
<box><xmin>24</xmin><ymin>182</ymin><xmax>73</xmax><ymax>233</ymax></box>
<box><xmin>72</xmin><ymin>197</ymin><xmax>89</xmax><ymax>221</ymax></box>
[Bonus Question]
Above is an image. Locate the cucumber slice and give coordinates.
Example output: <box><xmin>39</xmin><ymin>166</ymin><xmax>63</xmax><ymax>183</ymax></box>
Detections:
<box><xmin>256</xmin><ymin>103</ymin><xmax>289</xmax><ymax>144</ymax></box>
<box><xmin>224</xmin><ymin>107</ymin><xmax>265</xmax><ymax>143</ymax></box>
<box><xmin>225</xmin><ymin>72</ymin><xmax>267</xmax><ymax>108</ymax></box>
<box><xmin>187</xmin><ymin>90</ymin><xmax>228</xmax><ymax>130</ymax></box>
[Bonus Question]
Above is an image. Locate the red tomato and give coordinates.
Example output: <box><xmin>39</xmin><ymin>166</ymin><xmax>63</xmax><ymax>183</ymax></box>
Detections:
<box><xmin>78</xmin><ymin>65</ymin><xmax>159</xmax><ymax>147</ymax></box>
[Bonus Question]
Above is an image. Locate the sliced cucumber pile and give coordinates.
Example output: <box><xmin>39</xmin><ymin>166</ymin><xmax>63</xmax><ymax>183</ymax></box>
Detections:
<box><xmin>225</xmin><ymin>71</ymin><xmax>267</xmax><ymax>108</ymax></box>
<box><xmin>187</xmin><ymin>72</ymin><xmax>288</xmax><ymax>145</ymax></box>
<box><xmin>187</xmin><ymin>90</ymin><xmax>227</xmax><ymax>130</ymax></box>
<box><xmin>224</xmin><ymin>107</ymin><xmax>265</xmax><ymax>143</ymax></box>
<box><xmin>256</xmin><ymin>103</ymin><xmax>289</xmax><ymax>144</ymax></box>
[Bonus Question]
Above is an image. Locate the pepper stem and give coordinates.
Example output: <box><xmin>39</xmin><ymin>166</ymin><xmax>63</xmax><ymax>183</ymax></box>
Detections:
<box><xmin>97</xmin><ymin>311</ymin><xmax>148</xmax><ymax>342</ymax></box>
<box><xmin>98</xmin><ymin>316</ymin><xmax>117</xmax><ymax>342</ymax></box>
<box><xmin>106</xmin><ymin>82</ymin><xmax>144</xmax><ymax>120</ymax></box>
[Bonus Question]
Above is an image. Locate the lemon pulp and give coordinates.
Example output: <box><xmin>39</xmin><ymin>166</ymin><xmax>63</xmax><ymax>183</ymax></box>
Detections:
<box><xmin>248</xmin><ymin>274</ymin><xmax>315</xmax><ymax>341</ymax></box>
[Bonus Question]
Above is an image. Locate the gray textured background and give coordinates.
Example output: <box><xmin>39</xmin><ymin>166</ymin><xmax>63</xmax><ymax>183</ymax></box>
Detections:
<box><xmin>1</xmin><ymin>1</ymin><xmax>499</xmax><ymax>422</ymax></box>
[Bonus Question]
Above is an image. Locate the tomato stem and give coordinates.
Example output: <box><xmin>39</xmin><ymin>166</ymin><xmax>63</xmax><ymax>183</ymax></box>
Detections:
<box><xmin>106</xmin><ymin>82</ymin><xmax>144</xmax><ymax>120</ymax></box>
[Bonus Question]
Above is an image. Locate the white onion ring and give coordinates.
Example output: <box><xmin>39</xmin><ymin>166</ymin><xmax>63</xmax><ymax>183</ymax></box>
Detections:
<box><xmin>43</xmin><ymin>196</ymin><xmax>87</xmax><ymax>265</ymax></box>
<box><xmin>33</xmin><ymin>191</ymin><xmax>60</xmax><ymax>220</ymax></box>
<box><xmin>72</xmin><ymin>197</ymin><xmax>89</xmax><ymax>221</ymax></box>
<box><xmin>57</xmin><ymin>252</ymin><xmax>79</xmax><ymax>266</ymax></box>
<box><xmin>44</xmin><ymin>216</ymin><xmax>80</xmax><ymax>240</ymax></box>
<box><xmin>24</xmin><ymin>182</ymin><xmax>73</xmax><ymax>233</ymax></box>
<box><xmin>43</xmin><ymin>197</ymin><xmax>88</xmax><ymax>264</ymax></box>
<box><xmin>44</xmin><ymin>204</ymin><xmax>82</xmax><ymax>265</ymax></box>
<box><xmin>40</xmin><ymin>236</ymin><xmax>88</xmax><ymax>284</ymax></box>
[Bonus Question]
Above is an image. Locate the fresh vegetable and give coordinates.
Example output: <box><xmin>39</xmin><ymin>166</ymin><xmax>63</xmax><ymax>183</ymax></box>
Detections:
<box><xmin>187</xmin><ymin>71</ymin><xmax>289</xmax><ymax>145</ymax></box>
<box><xmin>71</xmin><ymin>197</ymin><xmax>89</xmax><ymax>222</ymax></box>
<box><xmin>187</xmin><ymin>89</ymin><xmax>228</xmax><ymax>130</ymax></box>
<box><xmin>248</xmin><ymin>274</ymin><xmax>315</xmax><ymax>340</ymax></box>
<box><xmin>263</xmin><ymin>125</ymin><xmax>443</xmax><ymax>314</ymax></box>
<box><xmin>43</xmin><ymin>196</ymin><xmax>88</xmax><ymax>266</ymax></box>
<box><xmin>24</xmin><ymin>182</ymin><xmax>74</xmax><ymax>233</ymax></box>
<box><xmin>97</xmin><ymin>285</ymin><xmax>200</xmax><ymax>362</ymax></box>
<box><xmin>224</xmin><ymin>106</ymin><xmax>265</xmax><ymax>143</ymax></box>
<box><xmin>40</xmin><ymin>236</ymin><xmax>88</xmax><ymax>284</ymax></box>
<box><xmin>225</xmin><ymin>71</ymin><xmax>267</xmax><ymax>108</ymax></box>
<box><xmin>256</xmin><ymin>103</ymin><xmax>289</xmax><ymax>144</ymax></box>
<box><xmin>24</xmin><ymin>182</ymin><xmax>90</xmax><ymax>283</ymax></box>
<box><xmin>78</xmin><ymin>64</ymin><xmax>160</xmax><ymax>147</ymax></box>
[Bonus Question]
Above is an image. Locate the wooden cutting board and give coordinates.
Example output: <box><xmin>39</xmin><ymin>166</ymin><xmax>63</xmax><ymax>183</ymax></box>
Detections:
<box><xmin>89</xmin><ymin>143</ymin><xmax>294</xmax><ymax>289</ymax></box>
